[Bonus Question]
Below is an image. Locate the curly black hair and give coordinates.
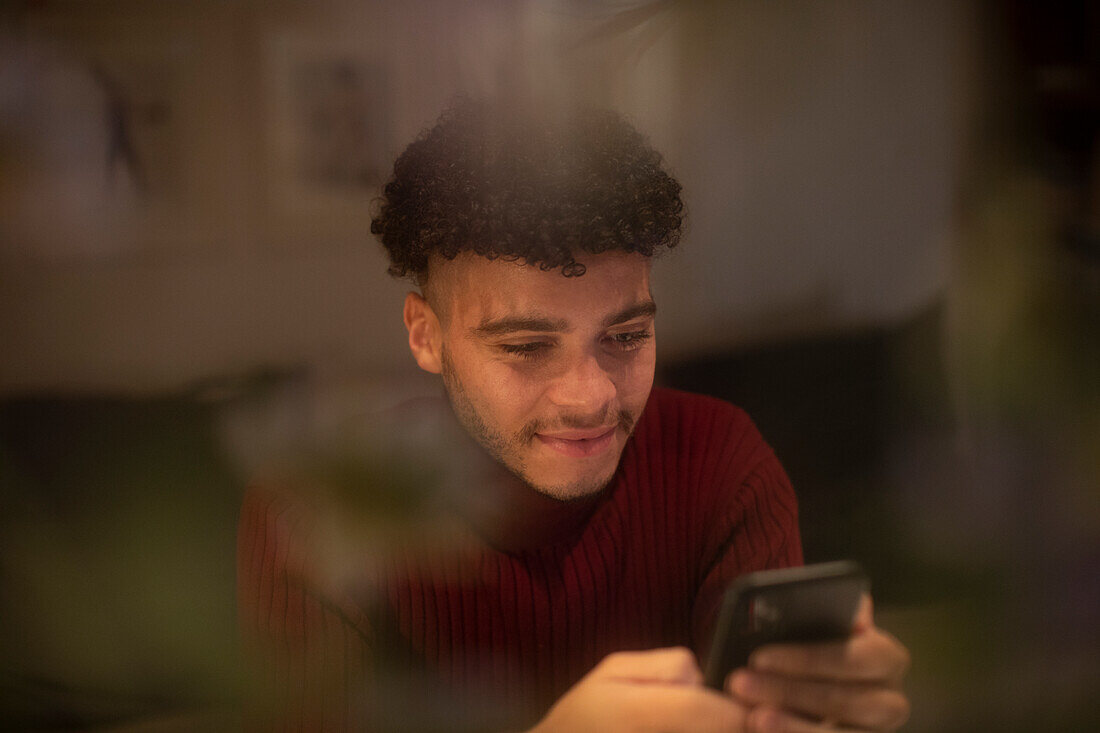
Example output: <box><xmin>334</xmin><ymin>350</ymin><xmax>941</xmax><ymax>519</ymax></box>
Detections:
<box><xmin>370</xmin><ymin>97</ymin><xmax>683</xmax><ymax>281</ymax></box>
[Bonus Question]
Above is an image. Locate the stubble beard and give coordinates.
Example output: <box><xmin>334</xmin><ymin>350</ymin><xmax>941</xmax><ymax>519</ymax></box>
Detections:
<box><xmin>439</xmin><ymin>347</ymin><xmax>636</xmax><ymax>500</ymax></box>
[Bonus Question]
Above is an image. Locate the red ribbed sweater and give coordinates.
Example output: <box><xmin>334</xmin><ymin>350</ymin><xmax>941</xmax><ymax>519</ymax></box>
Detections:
<box><xmin>237</xmin><ymin>387</ymin><xmax>802</xmax><ymax>730</ymax></box>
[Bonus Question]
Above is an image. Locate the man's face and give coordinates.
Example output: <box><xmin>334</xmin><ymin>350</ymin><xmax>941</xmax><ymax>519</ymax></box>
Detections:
<box><xmin>406</xmin><ymin>251</ymin><xmax>657</xmax><ymax>500</ymax></box>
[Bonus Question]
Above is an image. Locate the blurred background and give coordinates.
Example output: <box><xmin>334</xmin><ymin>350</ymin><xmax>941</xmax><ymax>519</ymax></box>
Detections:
<box><xmin>0</xmin><ymin>1</ymin><xmax>1097</xmax><ymax>730</ymax></box>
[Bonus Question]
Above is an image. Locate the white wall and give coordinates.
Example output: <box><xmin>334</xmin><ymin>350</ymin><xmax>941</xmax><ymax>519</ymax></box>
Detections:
<box><xmin>0</xmin><ymin>0</ymin><xmax>977</xmax><ymax>394</ymax></box>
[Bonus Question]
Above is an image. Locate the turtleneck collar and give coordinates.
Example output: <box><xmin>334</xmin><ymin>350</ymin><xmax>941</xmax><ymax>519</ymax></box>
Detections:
<box><xmin>384</xmin><ymin>394</ymin><xmax>614</xmax><ymax>554</ymax></box>
<box><xmin>463</xmin><ymin>466</ymin><xmax>609</xmax><ymax>554</ymax></box>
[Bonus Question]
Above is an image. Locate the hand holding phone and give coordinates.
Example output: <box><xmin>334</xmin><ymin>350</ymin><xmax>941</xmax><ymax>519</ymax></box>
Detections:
<box><xmin>703</xmin><ymin>560</ymin><xmax>868</xmax><ymax>689</ymax></box>
<box><xmin>703</xmin><ymin>561</ymin><xmax>910</xmax><ymax>730</ymax></box>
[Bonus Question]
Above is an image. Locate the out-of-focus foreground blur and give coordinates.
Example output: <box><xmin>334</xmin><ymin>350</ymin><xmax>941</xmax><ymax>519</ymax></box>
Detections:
<box><xmin>1</xmin><ymin>1</ymin><xmax>1097</xmax><ymax>731</ymax></box>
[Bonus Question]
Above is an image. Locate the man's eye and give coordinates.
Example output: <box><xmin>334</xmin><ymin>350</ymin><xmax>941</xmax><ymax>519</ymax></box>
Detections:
<box><xmin>499</xmin><ymin>342</ymin><xmax>548</xmax><ymax>360</ymax></box>
<box><xmin>608</xmin><ymin>330</ymin><xmax>652</xmax><ymax>350</ymax></box>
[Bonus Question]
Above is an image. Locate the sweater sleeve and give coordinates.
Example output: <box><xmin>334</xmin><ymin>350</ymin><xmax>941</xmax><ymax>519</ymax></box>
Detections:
<box><xmin>237</xmin><ymin>487</ymin><xmax>375</xmax><ymax>731</ymax></box>
<box><xmin>690</xmin><ymin>414</ymin><xmax>803</xmax><ymax>658</ymax></box>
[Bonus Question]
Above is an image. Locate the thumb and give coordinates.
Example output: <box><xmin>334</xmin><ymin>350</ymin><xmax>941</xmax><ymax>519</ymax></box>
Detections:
<box><xmin>595</xmin><ymin>647</ymin><xmax>703</xmax><ymax>686</ymax></box>
<box><xmin>852</xmin><ymin>592</ymin><xmax>874</xmax><ymax>633</ymax></box>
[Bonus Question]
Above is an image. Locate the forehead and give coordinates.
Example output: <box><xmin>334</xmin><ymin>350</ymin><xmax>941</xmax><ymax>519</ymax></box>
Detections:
<box><xmin>430</xmin><ymin>251</ymin><xmax>653</xmax><ymax>327</ymax></box>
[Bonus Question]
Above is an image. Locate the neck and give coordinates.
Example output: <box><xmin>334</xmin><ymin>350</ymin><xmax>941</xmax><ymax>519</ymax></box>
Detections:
<box><xmin>429</xmin><ymin>394</ymin><xmax>608</xmax><ymax>553</ymax></box>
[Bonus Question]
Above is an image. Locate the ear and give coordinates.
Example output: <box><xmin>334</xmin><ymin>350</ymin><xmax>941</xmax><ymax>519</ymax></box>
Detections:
<box><xmin>403</xmin><ymin>291</ymin><xmax>443</xmax><ymax>374</ymax></box>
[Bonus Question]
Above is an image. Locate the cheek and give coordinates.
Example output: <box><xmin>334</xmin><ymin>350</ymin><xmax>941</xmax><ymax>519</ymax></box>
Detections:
<box><xmin>618</xmin><ymin>349</ymin><xmax>656</xmax><ymax>400</ymax></box>
<box><xmin>461</xmin><ymin>358</ymin><xmax>545</xmax><ymax>424</ymax></box>
<box><xmin>495</xmin><ymin>367</ymin><xmax>549</xmax><ymax>411</ymax></box>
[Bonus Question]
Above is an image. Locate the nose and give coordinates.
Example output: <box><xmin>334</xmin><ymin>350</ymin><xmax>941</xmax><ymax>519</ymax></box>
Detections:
<box><xmin>546</xmin><ymin>349</ymin><xmax>617</xmax><ymax>416</ymax></box>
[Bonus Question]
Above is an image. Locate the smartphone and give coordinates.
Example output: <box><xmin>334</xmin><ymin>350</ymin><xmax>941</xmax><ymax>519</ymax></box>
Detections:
<box><xmin>703</xmin><ymin>560</ymin><xmax>868</xmax><ymax>689</ymax></box>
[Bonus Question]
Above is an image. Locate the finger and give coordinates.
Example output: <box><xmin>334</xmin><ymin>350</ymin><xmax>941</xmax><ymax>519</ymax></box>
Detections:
<box><xmin>750</xmin><ymin>627</ymin><xmax>910</xmax><ymax>683</ymax></box>
<box><xmin>620</xmin><ymin>683</ymin><xmax>749</xmax><ymax>733</ymax></box>
<box><xmin>730</xmin><ymin>670</ymin><xmax>910</xmax><ymax>731</ymax></box>
<box><xmin>852</xmin><ymin>593</ymin><xmax>873</xmax><ymax>633</ymax></box>
<box><xmin>746</xmin><ymin>705</ymin><xmax>866</xmax><ymax>733</ymax></box>
<box><xmin>595</xmin><ymin>646</ymin><xmax>704</xmax><ymax>686</ymax></box>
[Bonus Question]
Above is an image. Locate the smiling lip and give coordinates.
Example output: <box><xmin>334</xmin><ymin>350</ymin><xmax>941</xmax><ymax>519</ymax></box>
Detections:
<box><xmin>535</xmin><ymin>427</ymin><xmax>617</xmax><ymax>457</ymax></box>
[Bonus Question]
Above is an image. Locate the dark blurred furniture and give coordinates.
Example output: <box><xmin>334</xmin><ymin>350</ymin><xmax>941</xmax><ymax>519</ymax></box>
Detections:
<box><xmin>661</xmin><ymin>304</ymin><xmax>954</xmax><ymax>604</ymax></box>
<box><xmin>0</xmin><ymin>396</ymin><xmax>241</xmax><ymax>731</ymax></box>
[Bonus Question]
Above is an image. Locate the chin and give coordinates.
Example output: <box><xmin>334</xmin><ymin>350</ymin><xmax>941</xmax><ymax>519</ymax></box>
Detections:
<box><xmin>518</xmin><ymin>436</ymin><xmax>626</xmax><ymax>499</ymax></box>
<box><xmin>522</xmin><ymin>466</ymin><xmax>617</xmax><ymax>501</ymax></box>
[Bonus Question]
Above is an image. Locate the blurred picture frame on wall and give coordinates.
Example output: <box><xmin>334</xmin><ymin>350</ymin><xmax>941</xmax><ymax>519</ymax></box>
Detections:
<box><xmin>0</xmin><ymin>34</ymin><xmax>193</xmax><ymax>260</ymax></box>
<box><xmin>262</xmin><ymin>30</ymin><xmax>393</xmax><ymax>244</ymax></box>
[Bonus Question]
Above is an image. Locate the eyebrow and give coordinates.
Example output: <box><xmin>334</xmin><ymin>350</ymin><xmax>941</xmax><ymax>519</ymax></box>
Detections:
<box><xmin>473</xmin><ymin>315</ymin><xmax>570</xmax><ymax>337</ymax></box>
<box><xmin>603</xmin><ymin>300</ymin><xmax>657</xmax><ymax>329</ymax></box>
<box><xmin>472</xmin><ymin>300</ymin><xmax>657</xmax><ymax>338</ymax></box>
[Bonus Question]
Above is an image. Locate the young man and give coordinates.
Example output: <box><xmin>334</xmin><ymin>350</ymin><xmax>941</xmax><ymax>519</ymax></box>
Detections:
<box><xmin>238</xmin><ymin>98</ymin><xmax>910</xmax><ymax>731</ymax></box>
